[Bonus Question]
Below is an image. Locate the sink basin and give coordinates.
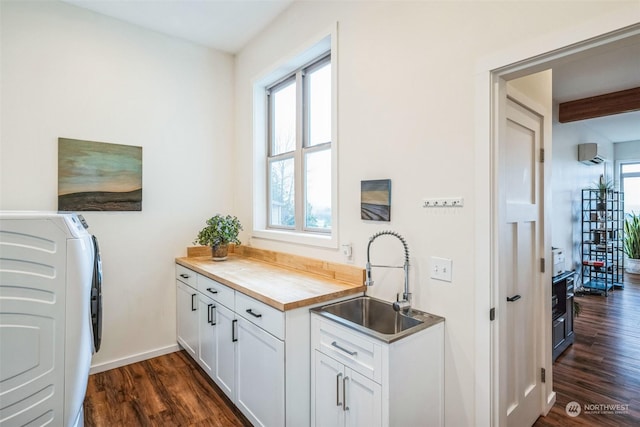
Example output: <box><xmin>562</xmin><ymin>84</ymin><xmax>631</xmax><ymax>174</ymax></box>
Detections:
<box><xmin>312</xmin><ymin>296</ymin><xmax>444</xmax><ymax>343</ymax></box>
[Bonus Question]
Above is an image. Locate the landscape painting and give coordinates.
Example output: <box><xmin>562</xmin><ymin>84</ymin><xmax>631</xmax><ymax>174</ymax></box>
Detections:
<box><xmin>361</xmin><ymin>179</ymin><xmax>391</xmax><ymax>221</ymax></box>
<box><xmin>58</xmin><ymin>138</ymin><xmax>142</xmax><ymax>211</ymax></box>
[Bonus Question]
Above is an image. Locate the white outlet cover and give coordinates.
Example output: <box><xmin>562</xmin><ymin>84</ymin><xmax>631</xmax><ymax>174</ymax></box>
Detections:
<box><xmin>431</xmin><ymin>256</ymin><xmax>453</xmax><ymax>282</ymax></box>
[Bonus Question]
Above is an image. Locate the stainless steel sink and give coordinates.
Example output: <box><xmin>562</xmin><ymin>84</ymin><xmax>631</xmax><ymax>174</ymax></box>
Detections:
<box><xmin>311</xmin><ymin>296</ymin><xmax>444</xmax><ymax>343</ymax></box>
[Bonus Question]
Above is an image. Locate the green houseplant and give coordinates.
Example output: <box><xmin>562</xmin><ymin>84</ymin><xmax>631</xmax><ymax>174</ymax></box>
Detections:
<box><xmin>624</xmin><ymin>211</ymin><xmax>640</xmax><ymax>274</ymax></box>
<box><xmin>194</xmin><ymin>214</ymin><xmax>243</xmax><ymax>261</ymax></box>
<box><xmin>592</xmin><ymin>175</ymin><xmax>613</xmax><ymax>211</ymax></box>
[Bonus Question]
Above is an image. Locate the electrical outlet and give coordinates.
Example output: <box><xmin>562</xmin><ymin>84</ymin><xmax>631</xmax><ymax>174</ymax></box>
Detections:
<box><xmin>341</xmin><ymin>243</ymin><xmax>352</xmax><ymax>259</ymax></box>
<box><xmin>431</xmin><ymin>256</ymin><xmax>453</xmax><ymax>282</ymax></box>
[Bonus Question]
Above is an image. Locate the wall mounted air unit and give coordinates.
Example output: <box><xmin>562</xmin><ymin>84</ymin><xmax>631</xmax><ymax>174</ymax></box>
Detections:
<box><xmin>578</xmin><ymin>143</ymin><xmax>606</xmax><ymax>165</ymax></box>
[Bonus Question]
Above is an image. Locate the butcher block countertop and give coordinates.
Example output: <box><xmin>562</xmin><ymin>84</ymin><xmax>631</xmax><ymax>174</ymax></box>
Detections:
<box><xmin>176</xmin><ymin>245</ymin><xmax>366</xmax><ymax>311</ymax></box>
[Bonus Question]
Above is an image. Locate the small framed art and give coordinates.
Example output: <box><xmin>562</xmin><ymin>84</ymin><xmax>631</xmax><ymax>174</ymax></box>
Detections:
<box><xmin>361</xmin><ymin>179</ymin><xmax>391</xmax><ymax>221</ymax></box>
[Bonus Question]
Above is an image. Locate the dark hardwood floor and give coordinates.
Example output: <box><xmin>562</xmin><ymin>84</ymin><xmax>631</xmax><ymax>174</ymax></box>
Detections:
<box><xmin>84</xmin><ymin>350</ymin><xmax>250</xmax><ymax>426</ymax></box>
<box><xmin>534</xmin><ymin>274</ymin><xmax>640</xmax><ymax>426</ymax></box>
<box><xmin>85</xmin><ymin>275</ymin><xmax>640</xmax><ymax>426</ymax></box>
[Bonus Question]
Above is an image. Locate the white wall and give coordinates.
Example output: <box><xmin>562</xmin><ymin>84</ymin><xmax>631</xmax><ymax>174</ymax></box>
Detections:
<box><xmin>551</xmin><ymin>111</ymin><xmax>614</xmax><ymax>273</ymax></box>
<box><xmin>0</xmin><ymin>1</ymin><xmax>234</xmax><ymax>370</ymax></box>
<box><xmin>615</xmin><ymin>140</ymin><xmax>640</xmax><ymax>160</ymax></box>
<box><xmin>234</xmin><ymin>2</ymin><xmax>638</xmax><ymax>425</ymax></box>
<box><xmin>2</xmin><ymin>0</ymin><xmax>637</xmax><ymax>424</ymax></box>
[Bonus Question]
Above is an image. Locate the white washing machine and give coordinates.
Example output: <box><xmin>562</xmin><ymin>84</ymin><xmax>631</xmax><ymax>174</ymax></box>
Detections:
<box><xmin>0</xmin><ymin>212</ymin><xmax>102</xmax><ymax>427</ymax></box>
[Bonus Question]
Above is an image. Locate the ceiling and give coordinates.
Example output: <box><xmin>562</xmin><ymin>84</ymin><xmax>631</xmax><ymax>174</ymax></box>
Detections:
<box><xmin>552</xmin><ymin>33</ymin><xmax>640</xmax><ymax>143</ymax></box>
<box><xmin>63</xmin><ymin>0</ymin><xmax>640</xmax><ymax>143</ymax></box>
<box><xmin>61</xmin><ymin>0</ymin><xmax>294</xmax><ymax>53</ymax></box>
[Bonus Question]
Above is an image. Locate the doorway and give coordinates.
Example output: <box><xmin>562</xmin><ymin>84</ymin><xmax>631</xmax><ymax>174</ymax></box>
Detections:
<box><xmin>478</xmin><ymin>22</ymin><xmax>640</xmax><ymax>427</ymax></box>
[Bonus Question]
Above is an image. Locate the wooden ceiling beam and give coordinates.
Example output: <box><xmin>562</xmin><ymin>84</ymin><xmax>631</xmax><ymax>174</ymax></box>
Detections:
<box><xmin>558</xmin><ymin>86</ymin><xmax>640</xmax><ymax>123</ymax></box>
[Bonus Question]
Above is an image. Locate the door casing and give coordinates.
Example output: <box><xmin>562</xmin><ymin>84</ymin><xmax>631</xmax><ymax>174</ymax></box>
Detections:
<box><xmin>475</xmin><ymin>17</ymin><xmax>640</xmax><ymax>427</ymax></box>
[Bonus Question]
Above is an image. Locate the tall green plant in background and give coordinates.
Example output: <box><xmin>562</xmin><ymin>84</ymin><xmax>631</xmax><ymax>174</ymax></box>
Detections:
<box><xmin>624</xmin><ymin>212</ymin><xmax>640</xmax><ymax>259</ymax></box>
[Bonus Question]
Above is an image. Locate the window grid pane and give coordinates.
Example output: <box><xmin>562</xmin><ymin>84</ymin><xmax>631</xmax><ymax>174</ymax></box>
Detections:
<box><xmin>271</xmin><ymin>80</ymin><xmax>296</xmax><ymax>156</ymax></box>
<box><xmin>307</xmin><ymin>61</ymin><xmax>332</xmax><ymax>147</ymax></box>
<box><xmin>622</xmin><ymin>163</ymin><xmax>640</xmax><ymax>174</ymax></box>
<box><xmin>304</xmin><ymin>148</ymin><xmax>332</xmax><ymax>231</ymax></box>
<box><xmin>623</xmin><ymin>176</ymin><xmax>640</xmax><ymax>217</ymax></box>
<box><xmin>269</xmin><ymin>157</ymin><xmax>295</xmax><ymax>228</ymax></box>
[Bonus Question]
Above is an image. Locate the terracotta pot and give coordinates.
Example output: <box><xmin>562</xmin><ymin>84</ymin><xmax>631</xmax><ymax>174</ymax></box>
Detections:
<box><xmin>212</xmin><ymin>244</ymin><xmax>229</xmax><ymax>261</ymax></box>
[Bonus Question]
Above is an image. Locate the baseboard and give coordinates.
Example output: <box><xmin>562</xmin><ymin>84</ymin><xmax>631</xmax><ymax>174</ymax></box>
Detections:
<box><xmin>545</xmin><ymin>390</ymin><xmax>557</xmax><ymax>415</ymax></box>
<box><xmin>89</xmin><ymin>344</ymin><xmax>180</xmax><ymax>374</ymax></box>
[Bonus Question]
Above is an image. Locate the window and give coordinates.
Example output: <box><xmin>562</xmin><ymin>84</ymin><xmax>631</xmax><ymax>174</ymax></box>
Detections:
<box><xmin>267</xmin><ymin>54</ymin><xmax>332</xmax><ymax>233</ymax></box>
<box><xmin>621</xmin><ymin>162</ymin><xmax>640</xmax><ymax>216</ymax></box>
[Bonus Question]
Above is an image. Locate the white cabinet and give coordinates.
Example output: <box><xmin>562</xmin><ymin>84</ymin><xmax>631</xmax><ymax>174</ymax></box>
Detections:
<box><xmin>343</xmin><ymin>368</ymin><xmax>382</xmax><ymax>427</ymax></box>
<box><xmin>213</xmin><ymin>301</ymin><xmax>235</xmax><ymax>400</ymax></box>
<box><xmin>311</xmin><ymin>313</ymin><xmax>444</xmax><ymax>427</ymax></box>
<box><xmin>176</xmin><ymin>263</ymin><xmax>332</xmax><ymax>427</ymax></box>
<box><xmin>197</xmin><ymin>292</ymin><xmax>216</xmax><ymax>377</ymax></box>
<box><xmin>236</xmin><ymin>316</ymin><xmax>285</xmax><ymax>426</ymax></box>
<box><xmin>313</xmin><ymin>351</ymin><xmax>381</xmax><ymax>427</ymax></box>
<box><xmin>176</xmin><ymin>280</ymin><xmax>198</xmax><ymax>359</ymax></box>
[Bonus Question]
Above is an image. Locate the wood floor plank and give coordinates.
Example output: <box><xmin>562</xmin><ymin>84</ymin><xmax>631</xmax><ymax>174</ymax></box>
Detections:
<box><xmin>84</xmin><ymin>351</ymin><xmax>250</xmax><ymax>427</ymax></box>
<box><xmin>534</xmin><ymin>274</ymin><xmax>640</xmax><ymax>426</ymax></box>
<box><xmin>85</xmin><ymin>275</ymin><xmax>640</xmax><ymax>426</ymax></box>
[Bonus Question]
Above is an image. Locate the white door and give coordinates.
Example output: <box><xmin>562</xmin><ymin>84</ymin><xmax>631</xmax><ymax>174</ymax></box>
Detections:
<box><xmin>176</xmin><ymin>281</ymin><xmax>198</xmax><ymax>359</ymax></box>
<box><xmin>499</xmin><ymin>96</ymin><xmax>544</xmax><ymax>426</ymax></box>
<box><xmin>236</xmin><ymin>316</ymin><xmax>285</xmax><ymax>427</ymax></box>
<box><xmin>313</xmin><ymin>351</ymin><xmax>345</xmax><ymax>427</ymax></box>
<box><xmin>214</xmin><ymin>302</ymin><xmax>235</xmax><ymax>400</ymax></box>
<box><xmin>198</xmin><ymin>294</ymin><xmax>216</xmax><ymax>376</ymax></box>
<box><xmin>344</xmin><ymin>368</ymin><xmax>382</xmax><ymax>427</ymax></box>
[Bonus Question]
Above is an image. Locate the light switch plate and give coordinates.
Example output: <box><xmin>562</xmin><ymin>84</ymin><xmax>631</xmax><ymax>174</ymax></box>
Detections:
<box><xmin>431</xmin><ymin>257</ymin><xmax>453</xmax><ymax>282</ymax></box>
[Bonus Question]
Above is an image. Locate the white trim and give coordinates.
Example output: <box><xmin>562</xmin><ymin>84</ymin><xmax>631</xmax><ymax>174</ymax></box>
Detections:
<box><xmin>475</xmin><ymin>12</ymin><xmax>640</xmax><ymax>427</ymax></box>
<box><xmin>251</xmin><ymin>22</ymin><xmax>339</xmax><ymax>249</ymax></box>
<box><xmin>89</xmin><ymin>344</ymin><xmax>180</xmax><ymax>374</ymax></box>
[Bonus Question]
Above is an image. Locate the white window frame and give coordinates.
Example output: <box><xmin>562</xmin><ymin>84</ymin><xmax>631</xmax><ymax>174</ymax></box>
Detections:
<box><xmin>252</xmin><ymin>27</ymin><xmax>338</xmax><ymax>248</ymax></box>
<box><xmin>620</xmin><ymin>160</ymin><xmax>640</xmax><ymax>216</ymax></box>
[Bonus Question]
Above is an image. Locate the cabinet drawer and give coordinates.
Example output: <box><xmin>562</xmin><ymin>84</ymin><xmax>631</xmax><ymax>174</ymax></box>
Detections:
<box><xmin>176</xmin><ymin>264</ymin><xmax>197</xmax><ymax>288</ymax></box>
<box><xmin>312</xmin><ymin>315</ymin><xmax>382</xmax><ymax>383</ymax></box>
<box><xmin>236</xmin><ymin>292</ymin><xmax>285</xmax><ymax>340</ymax></box>
<box><xmin>197</xmin><ymin>274</ymin><xmax>235</xmax><ymax>309</ymax></box>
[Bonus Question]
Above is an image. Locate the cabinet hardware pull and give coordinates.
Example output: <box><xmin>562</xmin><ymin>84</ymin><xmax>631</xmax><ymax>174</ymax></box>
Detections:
<box><xmin>207</xmin><ymin>304</ymin><xmax>213</xmax><ymax>324</ymax></box>
<box><xmin>206</xmin><ymin>287</ymin><xmax>218</xmax><ymax>294</ymax></box>
<box><xmin>232</xmin><ymin>319</ymin><xmax>238</xmax><ymax>342</ymax></box>
<box><xmin>246</xmin><ymin>308</ymin><xmax>262</xmax><ymax>318</ymax></box>
<box><xmin>336</xmin><ymin>373</ymin><xmax>343</xmax><ymax>406</ymax></box>
<box><xmin>191</xmin><ymin>294</ymin><xmax>197</xmax><ymax>311</ymax></box>
<box><xmin>180</xmin><ymin>273</ymin><xmax>190</xmax><ymax>279</ymax></box>
<box><xmin>506</xmin><ymin>294</ymin><xmax>521</xmax><ymax>302</ymax></box>
<box><xmin>211</xmin><ymin>305</ymin><xmax>217</xmax><ymax>326</ymax></box>
<box><xmin>331</xmin><ymin>341</ymin><xmax>357</xmax><ymax>356</ymax></box>
<box><xmin>343</xmin><ymin>376</ymin><xmax>349</xmax><ymax>411</ymax></box>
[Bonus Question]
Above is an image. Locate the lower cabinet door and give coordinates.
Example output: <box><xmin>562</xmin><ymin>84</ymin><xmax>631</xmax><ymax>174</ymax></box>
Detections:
<box><xmin>214</xmin><ymin>303</ymin><xmax>236</xmax><ymax>401</ymax></box>
<box><xmin>313</xmin><ymin>351</ymin><xmax>382</xmax><ymax>427</ymax></box>
<box><xmin>313</xmin><ymin>351</ymin><xmax>346</xmax><ymax>427</ymax></box>
<box><xmin>344</xmin><ymin>368</ymin><xmax>382</xmax><ymax>427</ymax></box>
<box><xmin>198</xmin><ymin>293</ymin><xmax>216</xmax><ymax>377</ymax></box>
<box><xmin>236</xmin><ymin>316</ymin><xmax>285</xmax><ymax>427</ymax></box>
<box><xmin>176</xmin><ymin>281</ymin><xmax>198</xmax><ymax>359</ymax></box>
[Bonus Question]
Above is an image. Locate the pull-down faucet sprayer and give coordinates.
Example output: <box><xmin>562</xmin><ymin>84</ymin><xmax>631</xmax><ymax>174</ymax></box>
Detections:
<box><xmin>365</xmin><ymin>230</ymin><xmax>411</xmax><ymax>312</ymax></box>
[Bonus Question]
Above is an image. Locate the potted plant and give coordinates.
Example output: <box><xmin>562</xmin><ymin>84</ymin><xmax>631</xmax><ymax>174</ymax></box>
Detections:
<box><xmin>592</xmin><ymin>175</ymin><xmax>613</xmax><ymax>211</ymax></box>
<box><xmin>194</xmin><ymin>214</ymin><xmax>243</xmax><ymax>261</ymax></box>
<box><xmin>624</xmin><ymin>211</ymin><xmax>640</xmax><ymax>274</ymax></box>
